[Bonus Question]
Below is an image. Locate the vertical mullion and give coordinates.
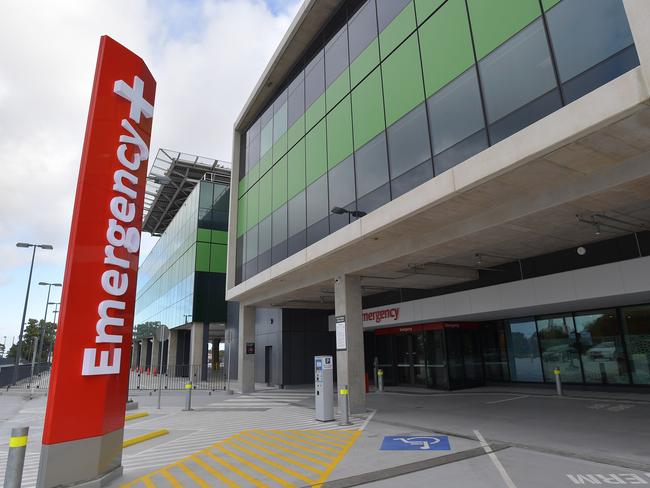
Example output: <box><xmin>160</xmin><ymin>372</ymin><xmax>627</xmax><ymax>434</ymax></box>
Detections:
<box><xmin>537</xmin><ymin>0</ymin><xmax>566</xmax><ymax>106</ymax></box>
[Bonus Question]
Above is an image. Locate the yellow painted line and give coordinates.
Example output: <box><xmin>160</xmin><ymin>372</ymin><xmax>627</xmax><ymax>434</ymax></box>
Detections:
<box><xmin>142</xmin><ymin>477</ymin><xmax>155</xmax><ymax>488</ymax></box>
<box><xmin>190</xmin><ymin>455</ymin><xmax>240</xmax><ymax>488</ymax></box>
<box><xmin>178</xmin><ymin>462</ymin><xmax>211</xmax><ymax>487</ymax></box>
<box><xmin>270</xmin><ymin>431</ymin><xmax>340</xmax><ymax>453</ymax></box>
<box><xmin>314</xmin><ymin>429</ymin><xmax>356</xmax><ymax>440</ymax></box>
<box><xmin>235</xmin><ymin>434</ymin><xmax>324</xmax><ymax>475</ymax></box>
<box><xmin>125</xmin><ymin>412</ymin><xmax>150</xmax><ymax>421</ymax></box>
<box><xmin>242</xmin><ymin>431</ymin><xmax>330</xmax><ymax>467</ymax></box>
<box><xmin>289</xmin><ymin>430</ymin><xmax>348</xmax><ymax>447</ymax></box>
<box><xmin>122</xmin><ymin>429</ymin><xmax>169</xmax><ymax>448</ymax></box>
<box><xmin>224</xmin><ymin>437</ymin><xmax>315</xmax><ymax>484</ymax></box>
<box><xmin>311</xmin><ymin>430</ymin><xmax>362</xmax><ymax>488</ymax></box>
<box><xmin>252</xmin><ymin>430</ymin><xmax>336</xmax><ymax>460</ymax></box>
<box><xmin>212</xmin><ymin>443</ymin><xmax>296</xmax><ymax>488</ymax></box>
<box><xmin>201</xmin><ymin>450</ymin><xmax>269</xmax><ymax>488</ymax></box>
<box><xmin>160</xmin><ymin>469</ymin><xmax>183</xmax><ymax>488</ymax></box>
<box><xmin>9</xmin><ymin>436</ymin><xmax>27</xmax><ymax>448</ymax></box>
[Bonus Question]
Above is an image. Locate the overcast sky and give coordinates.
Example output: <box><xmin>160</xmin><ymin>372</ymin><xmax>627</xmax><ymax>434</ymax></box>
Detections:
<box><xmin>0</xmin><ymin>0</ymin><xmax>299</xmax><ymax>346</ymax></box>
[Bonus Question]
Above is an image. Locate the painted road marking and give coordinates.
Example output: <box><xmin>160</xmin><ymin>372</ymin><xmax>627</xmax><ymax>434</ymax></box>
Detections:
<box><xmin>474</xmin><ymin>429</ymin><xmax>518</xmax><ymax>488</ymax></box>
<box><xmin>123</xmin><ymin>429</ymin><xmax>169</xmax><ymax>448</ymax></box>
<box><xmin>121</xmin><ymin>429</ymin><xmax>361</xmax><ymax>487</ymax></box>
<box><xmin>485</xmin><ymin>395</ymin><xmax>530</xmax><ymax>405</ymax></box>
<box><xmin>380</xmin><ymin>435</ymin><xmax>451</xmax><ymax>451</ymax></box>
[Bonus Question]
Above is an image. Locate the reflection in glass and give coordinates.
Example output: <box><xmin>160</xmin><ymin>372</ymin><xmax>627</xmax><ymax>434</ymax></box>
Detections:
<box><xmin>621</xmin><ymin>306</ymin><xmax>650</xmax><ymax>385</ymax></box>
<box><xmin>387</xmin><ymin>104</ymin><xmax>431</xmax><ymax>179</ymax></box>
<box><xmin>574</xmin><ymin>311</ymin><xmax>629</xmax><ymax>384</ymax></box>
<box><xmin>505</xmin><ymin>318</ymin><xmax>543</xmax><ymax>382</ymax></box>
<box><xmin>424</xmin><ymin>329</ymin><xmax>448</xmax><ymax>389</ymax></box>
<box><xmin>354</xmin><ymin>132</ymin><xmax>389</xmax><ymax>198</ymax></box>
<box><xmin>537</xmin><ymin>315</ymin><xmax>583</xmax><ymax>383</ymax></box>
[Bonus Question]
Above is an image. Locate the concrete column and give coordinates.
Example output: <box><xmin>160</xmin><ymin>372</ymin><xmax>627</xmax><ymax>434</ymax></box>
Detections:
<box><xmin>238</xmin><ymin>304</ymin><xmax>255</xmax><ymax>394</ymax></box>
<box><xmin>150</xmin><ymin>336</ymin><xmax>160</xmax><ymax>374</ymax></box>
<box><xmin>212</xmin><ymin>338</ymin><xmax>219</xmax><ymax>370</ymax></box>
<box><xmin>167</xmin><ymin>329</ymin><xmax>178</xmax><ymax>377</ymax></box>
<box><xmin>190</xmin><ymin>322</ymin><xmax>209</xmax><ymax>382</ymax></box>
<box><xmin>131</xmin><ymin>342</ymin><xmax>138</xmax><ymax>369</ymax></box>
<box><xmin>334</xmin><ymin>274</ymin><xmax>366</xmax><ymax>414</ymax></box>
<box><xmin>623</xmin><ymin>0</ymin><xmax>650</xmax><ymax>94</ymax></box>
<box><xmin>138</xmin><ymin>341</ymin><xmax>147</xmax><ymax>370</ymax></box>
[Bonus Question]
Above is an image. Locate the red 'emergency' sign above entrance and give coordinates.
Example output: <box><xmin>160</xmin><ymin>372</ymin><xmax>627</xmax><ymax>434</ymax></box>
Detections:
<box><xmin>38</xmin><ymin>36</ymin><xmax>156</xmax><ymax>487</ymax></box>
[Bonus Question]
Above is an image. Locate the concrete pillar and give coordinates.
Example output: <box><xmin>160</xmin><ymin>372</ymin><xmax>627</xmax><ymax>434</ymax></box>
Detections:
<box><xmin>131</xmin><ymin>342</ymin><xmax>138</xmax><ymax>369</ymax></box>
<box><xmin>623</xmin><ymin>0</ymin><xmax>650</xmax><ymax>94</ymax></box>
<box><xmin>334</xmin><ymin>274</ymin><xmax>366</xmax><ymax>414</ymax></box>
<box><xmin>238</xmin><ymin>304</ymin><xmax>255</xmax><ymax>394</ymax></box>
<box><xmin>150</xmin><ymin>336</ymin><xmax>160</xmax><ymax>374</ymax></box>
<box><xmin>167</xmin><ymin>329</ymin><xmax>178</xmax><ymax>377</ymax></box>
<box><xmin>138</xmin><ymin>341</ymin><xmax>147</xmax><ymax>370</ymax></box>
<box><xmin>212</xmin><ymin>338</ymin><xmax>219</xmax><ymax>370</ymax></box>
<box><xmin>190</xmin><ymin>322</ymin><xmax>209</xmax><ymax>382</ymax></box>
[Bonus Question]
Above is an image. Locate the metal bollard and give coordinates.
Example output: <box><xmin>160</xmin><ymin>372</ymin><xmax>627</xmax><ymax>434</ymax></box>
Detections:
<box><xmin>4</xmin><ymin>426</ymin><xmax>28</xmax><ymax>488</ymax></box>
<box><xmin>339</xmin><ymin>386</ymin><xmax>351</xmax><ymax>426</ymax></box>
<box><xmin>378</xmin><ymin>369</ymin><xmax>384</xmax><ymax>392</ymax></box>
<box><xmin>184</xmin><ymin>382</ymin><xmax>193</xmax><ymax>411</ymax></box>
<box><xmin>554</xmin><ymin>368</ymin><xmax>563</xmax><ymax>396</ymax></box>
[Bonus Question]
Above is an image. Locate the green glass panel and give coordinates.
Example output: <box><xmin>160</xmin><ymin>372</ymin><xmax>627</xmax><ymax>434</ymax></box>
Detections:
<box><xmin>305</xmin><ymin>119</ymin><xmax>328</xmax><ymax>185</ymax></box>
<box><xmin>248</xmin><ymin>163</ymin><xmax>259</xmax><ymax>188</ymax></box>
<box><xmin>419</xmin><ymin>0</ymin><xmax>475</xmax><ymax>97</ymax></box>
<box><xmin>326</xmin><ymin>68</ymin><xmax>351</xmax><ymax>112</ymax></box>
<box><xmin>237</xmin><ymin>177</ymin><xmax>246</xmax><ymax>199</ymax></box>
<box><xmin>211</xmin><ymin>230</ymin><xmax>228</xmax><ymax>244</ymax></box>
<box><xmin>259</xmin><ymin>150</ymin><xmax>272</xmax><ymax>177</ymax></box>
<box><xmin>305</xmin><ymin>93</ymin><xmax>326</xmax><ymax>131</ymax></box>
<box><xmin>287</xmin><ymin>139</ymin><xmax>306</xmax><ymax>199</ymax></box>
<box><xmin>237</xmin><ymin>195</ymin><xmax>246</xmax><ymax>237</ymax></box>
<box><xmin>467</xmin><ymin>0</ymin><xmax>541</xmax><ymax>59</ymax></box>
<box><xmin>379</xmin><ymin>2</ymin><xmax>416</xmax><ymax>60</ymax></box>
<box><xmin>196</xmin><ymin>242</ymin><xmax>210</xmax><ymax>272</ymax></box>
<box><xmin>415</xmin><ymin>0</ymin><xmax>446</xmax><ymax>24</ymax></box>
<box><xmin>350</xmin><ymin>39</ymin><xmax>380</xmax><ymax>88</ymax></box>
<box><xmin>381</xmin><ymin>34</ymin><xmax>425</xmax><ymax>126</ymax></box>
<box><xmin>272</xmin><ymin>156</ymin><xmax>288</xmax><ymax>211</ymax></box>
<box><xmin>287</xmin><ymin>114</ymin><xmax>305</xmax><ymax>149</ymax></box>
<box><xmin>273</xmin><ymin>134</ymin><xmax>288</xmax><ymax>163</ymax></box>
<box><xmin>260</xmin><ymin>120</ymin><xmax>273</xmax><ymax>155</ymax></box>
<box><xmin>209</xmin><ymin>243</ymin><xmax>227</xmax><ymax>273</ymax></box>
<box><xmin>351</xmin><ymin>67</ymin><xmax>386</xmax><ymax>150</ymax></box>
<box><xmin>246</xmin><ymin>183</ymin><xmax>259</xmax><ymax>230</ymax></box>
<box><xmin>258</xmin><ymin>170</ymin><xmax>273</xmax><ymax>220</ymax></box>
<box><xmin>197</xmin><ymin>228</ymin><xmax>211</xmax><ymax>242</ymax></box>
<box><xmin>542</xmin><ymin>0</ymin><xmax>561</xmax><ymax>10</ymax></box>
<box><xmin>327</xmin><ymin>96</ymin><xmax>353</xmax><ymax>169</ymax></box>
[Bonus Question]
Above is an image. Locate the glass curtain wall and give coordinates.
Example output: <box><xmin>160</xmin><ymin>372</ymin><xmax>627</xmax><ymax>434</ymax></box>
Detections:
<box><xmin>235</xmin><ymin>0</ymin><xmax>639</xmax><ymax>284</ymax></box>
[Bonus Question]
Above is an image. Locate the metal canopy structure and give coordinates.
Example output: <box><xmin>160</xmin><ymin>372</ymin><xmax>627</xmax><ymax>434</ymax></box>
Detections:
<box><xmin>143</xmin><ymin>149</ymin><xmax>231</xmax><ymax>236</ymax></box>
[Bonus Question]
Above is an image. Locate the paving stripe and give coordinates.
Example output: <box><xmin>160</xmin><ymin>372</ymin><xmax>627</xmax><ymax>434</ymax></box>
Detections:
<box><xmin>190</xmin><ymin>455</ymin><xmax>240</xmax><ymax>487</ymax></box>
<box><xmin>474</xmin><ymin>429</ymin><xmax>518</xmax><ymax>488</ymax></box>
<box><xmin>201</xmin><ymin>450</ymin><xmax>268</xmax><ymax>488</ymax></box>
<box><xmin>213</xmin><ymin>443</ymin><xmax>295</xmax><ymax>488</ymax></box>
<box><xmin>243</xmin><ymin>431</ymin><xmax>330</xmax><ymax>467</ymax></box>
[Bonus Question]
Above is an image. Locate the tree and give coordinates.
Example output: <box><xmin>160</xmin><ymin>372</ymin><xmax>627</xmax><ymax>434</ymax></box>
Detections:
<box><xmin>8</xmin><ymin>319</ymin><xmax>57</xmax><ymax>363</ymax></box>
<box><xmin>133</xmin><ymin>321</ymin><xmax>160</xmax><ymax>341</ymax></box>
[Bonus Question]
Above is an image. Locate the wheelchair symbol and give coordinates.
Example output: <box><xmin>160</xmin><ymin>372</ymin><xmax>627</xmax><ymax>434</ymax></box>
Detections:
<box><xmin>394</xmin><ymin>436</ymin><xmax>441</xmax><ymax>450</ymax></box>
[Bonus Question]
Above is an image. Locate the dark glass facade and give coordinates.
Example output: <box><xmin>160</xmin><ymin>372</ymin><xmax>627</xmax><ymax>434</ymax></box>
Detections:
<box><xmin>235</xmin><ymin>0</ymin><xmax>639</xmax><ymax>285</ymax></box>
<box><xmin>135</xmin><ymin>181</ymin><xmax>229</xmax><ymax>328</ymax></box>
<box><xmin>372</xmin><ymin>302</ymin><xmax>650</xmax><ymax>390</ymax></box>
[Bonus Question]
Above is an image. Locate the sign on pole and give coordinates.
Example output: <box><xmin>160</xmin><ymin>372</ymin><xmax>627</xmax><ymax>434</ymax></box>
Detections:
<box><xmin>335</xmin><ymin>316</ymin><xmax>347</xmax><ymax>351</ymax></box>
<box><xmin>38</xmin><ymin>36</ymin><xmax>156</xmax><ymax>488</ymax></box>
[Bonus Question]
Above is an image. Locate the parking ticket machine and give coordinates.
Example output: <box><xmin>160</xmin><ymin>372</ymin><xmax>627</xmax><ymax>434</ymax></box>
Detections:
<box><xmin>315</xmin><ymin>355</ymin><xmax>334</xmax><ymax>421</ymax></box>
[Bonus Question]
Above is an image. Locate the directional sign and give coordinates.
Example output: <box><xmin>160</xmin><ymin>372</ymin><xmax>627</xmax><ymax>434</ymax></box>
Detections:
<box><xmin>380</xmin><ymin>435</ymin><xmax>450</xmax><ymax>451</ymax></box>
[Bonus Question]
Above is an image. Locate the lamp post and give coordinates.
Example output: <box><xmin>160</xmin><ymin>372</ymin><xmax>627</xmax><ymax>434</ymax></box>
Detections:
<box><xmin>330</xmin><ymin>206</ymin><xmax>367</xmax><ymax>218</ymax></box>
<box><xmin>37</xmin><ymin>282</ymin><xmax>62</xmax><ymax>365</ymax></box>
<box><xmin>12</xmin><ymin>243</ymin><xmax>53</xmax><ymax>386</ymax></box>
<box><xmin>48</xmin><ymin>302</ymin><xmax>61</xmax><ymax>363</ymax></box>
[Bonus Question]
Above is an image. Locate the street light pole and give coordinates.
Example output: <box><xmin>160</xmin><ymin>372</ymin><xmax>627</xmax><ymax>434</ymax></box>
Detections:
<box><xmin>37</xmin><ymin>282</ymin><xmax>61</xmax><ymax>365</ymax></box>
<box><xmin>12</xmin><ymin>243</ymin><xmax>53</xmax><ymax>386</ymax></box>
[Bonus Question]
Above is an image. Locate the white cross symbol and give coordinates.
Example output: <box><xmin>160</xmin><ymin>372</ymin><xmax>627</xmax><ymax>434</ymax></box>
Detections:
<box><xmin>114</xmin><ymin>76</ymin><xmax>154</xmax><ymax>123</ymax></box>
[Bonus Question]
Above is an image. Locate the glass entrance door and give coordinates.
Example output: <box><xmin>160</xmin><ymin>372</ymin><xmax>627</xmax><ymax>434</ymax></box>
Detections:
<box><xmin>395</xmin><ymin>333</ymin><xmax>427</xmax><ymax>386</ymax></box>
<box><xmin>446</xmin><ymin>326</ymin><xmax>485</xmax><ymax>390</ymax></box>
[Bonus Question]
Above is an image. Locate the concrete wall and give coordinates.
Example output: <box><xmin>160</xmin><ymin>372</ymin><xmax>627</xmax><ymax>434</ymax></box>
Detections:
<box><xmin>225</xmin><ymin>300</ymin><xmax>239</xmax><ymax>380</ymax></box>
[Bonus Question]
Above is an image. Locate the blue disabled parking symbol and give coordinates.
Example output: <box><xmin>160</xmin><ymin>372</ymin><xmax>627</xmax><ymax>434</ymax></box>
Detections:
<box><xmin>380</xmin><ymin>435</ymin><xmax>450</xmax><ymax>451</ymax></box>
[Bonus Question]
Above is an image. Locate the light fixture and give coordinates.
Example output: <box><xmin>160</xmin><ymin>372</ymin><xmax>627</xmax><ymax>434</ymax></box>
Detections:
<box><xmin>576</xmin><ymin>246</ymin><xmax>586</xmax><ymax>256</ymax></box>
<box><xmin>330</xmin><ymin>207</ymin><xmax>367</xmax><ymax>218</ymax></box>
<box><xmin>147</xmin><ymin>174</ymin><xmax>171</xmax><ymax>185</ymax></box>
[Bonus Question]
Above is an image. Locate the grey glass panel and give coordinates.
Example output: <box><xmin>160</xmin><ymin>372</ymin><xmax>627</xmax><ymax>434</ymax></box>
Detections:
<box><xmin>306</xmin><ymin>174</ymin><xmax>329</xmax><ymax>227</ymax></box>
<box><xmin>505</xmin><ymin>318</ymin><xmax>543</xmax><ymax>382</ymax></box>
<box><xmin>547</xmin><ymin>0</ymin><xmax>634</xmax><ymax>83</ymax></box>
<box><xmin>288</xmin><ymin>73</ymin><xmax>305</xmax><ymax>127</ymax></box>
<box><xmin>621</xmin><ymin>305</ymin><xmax>650</xmax><ymax>385</ymax></box>
<box><xmin>391</xmin><ymin>159</ymin><xmax>433</xmax><ymax>199</ymax></box>
<box><xmin>355</xmin><ymin>132</ymin><xmax>389</xmax><ymax>197</ymax></box>
<box><xmin>325</xmin><ymin>26</ymin><xmax>349</xmax><ymax>87</ymax></box>
<box><xmin>307</xmin><ymin>218</ymin><xmax>329</xmax><ymax>246</ymax></box>
<box><xmin>427</xmin><ymin>67</ymin><xmax>485</xmax><ymax>156</ymax></box>
<box><xmin>387</xmin><ymin>104</ymin><xmax>431</xmax><ymax>178</ymax></box>
<box><xmin>258</xmin><ymin>215</ymin><xmax>272</xmax><ymax>254</ymax></box>
<box><xmin>272</xmin><ymin>204</ymin><xmax>287</xmax><ymax>246</ymax></box>
<box><xmin>248</xmin><ymin>134</ymin><xmax>260</xmax><ymax>167</ymax></box>
<box><xmin>274</xmin><ymin>97</ymin><xmax>287</xmax><ymax>142</ymax></box>
<box><xmin>330</xmin><ymin>202</ymin><xmax>354</xmax><ymax>233</ymax></box>
<box><xmin>574</xmin><ymin>310</ymin><xmax>629</xmax><ymax>385</ymax></box>
<box><xmin>305</xmin><ymin>51</ymin><xmax>325</xmax><ymax>108</ymax></box>
<box><xmin>479</xmin><ymin>19</ymin><xmax>557</xmax><ymax>124</ymax></box>
<box><xmin>433</xmin><ymin>130</ymin><xmax>488</xmax><ymax>175</ymax></box>
<box><xmin>376</xmin><ymin>0</ymin><xmax>410</xmax><ymax>32</ymax></box>
<box><xmin>199</xmin><ymin>181</ymin><xmax>213</xmax><ymax>209</ymax></box>
<box><xmin>245</xmin><ymin>225</ymin><xmax>258</xmax><ymax>263</ymax></box>
<box><xmin>537</xmin><ymin>315</ymin><xmax>583</xmax><ymax>383</ymax></box>
<box><xmin>288</xmin><ymin>192</ymin><xmax>306</xmax><ymax>236</ymax></box>
<box><xmin>356</xmin><ymin>183</ymin><xmax>390</xmax><ymax>215</ymax></box>
<box><xmin>349</xmin><ymin>0</ymin><xmax>378</xmax><ymax>62</ymax></box>
<box><xmin>261</xmin><ymin>105</ymin><xmax>273</xmax><ymax>126</ymax></box>
<box><xmin>328</xmin><ymin>155</ymin><xmax>356</xmax><ymax>209</ymax></box>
